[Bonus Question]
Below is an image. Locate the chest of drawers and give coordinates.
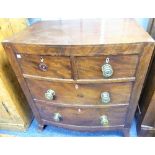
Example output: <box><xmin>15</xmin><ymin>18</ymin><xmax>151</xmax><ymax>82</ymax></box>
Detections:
<box><xmin>2</xmin><ymin>19</ymin><xmax>154</xmax><ymax>136</ymax></box>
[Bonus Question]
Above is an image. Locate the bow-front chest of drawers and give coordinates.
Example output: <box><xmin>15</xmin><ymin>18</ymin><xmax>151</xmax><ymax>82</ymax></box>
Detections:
<box><xmin>2</xmin><ymin>19</ymin><xmax>154</xmax><ymax>136</ymax></box>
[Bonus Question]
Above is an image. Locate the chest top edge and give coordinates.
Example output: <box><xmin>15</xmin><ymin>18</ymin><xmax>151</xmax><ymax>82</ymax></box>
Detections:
<box><xmin>2</xmin><ymin>19</ymin><xmax>155</xmax><ymax>45</ymax></box>
<box><xmin>2</xmin><ymin>42</ymin><xmax>154</xmax><ymax>57</ymax></box>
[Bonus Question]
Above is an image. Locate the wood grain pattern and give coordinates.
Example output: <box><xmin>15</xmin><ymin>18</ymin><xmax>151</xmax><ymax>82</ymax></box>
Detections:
<box><xmin>76</xmin><ymin>55</ymin><xmax>138</xmax><ymax>79</ymax></box>
<box><xmin>23</xmin><ymin>74</ymin><xmax>135</xmax><ymax>83</ymax></box>
<box><xmin>17</xmin><ymin>54</ymin><xmax>72</xmax><ymax>79</ymax></box>
<box><xmin>26</xmin><ymin>79</ymin><xmax>132</xmax><ymax>106</ymax></box>
<box><xmin>2</xmin><ymin>19</ymin><xmax>154</xmax><ymax>135</ymax></box>
<box><xmin>2</xmin><ymin>42</ymin><xmax>42</xmax><ymax>127</ymax></box>
<box><xmin>0</xmin><ymin>18</ymin><xmax>33</xmax><ymax>131</ymax></box>
<box><xmin>136</xmin><ymin>44</ymin><xmax>155</xmax><ymax>136</ymax></box>
<box><xmin>18</xmin><ymin>54</ymin><xmax>138</xmax><ymax>80</ymax></box>
<box><xmin>42</xmin><ymin>119</ymin><xmax>125</xmax><ymax>132</ymax></box>
<box><xmin>4</xmin><ymin>19</ymin><xmax>154</xmax><ymax>45</ymax></box>
<box><xmin>35</xmin><ymin>101</ymin><xmax>128</xmax><ymax>127</ymax></box>
<box><xmin>125</xmin><ymin>42</ymin><xmax>155</xmax><ymax>128</ymax></box>
<box><xmin>70</xmin><ymin>56</ymin><xmax>78</xmax><ymax>80</ymax></box>
<box><xmin>11</xmin><ymin>43</ymin><xmax>150</xmax><ymax>56</ymax></box>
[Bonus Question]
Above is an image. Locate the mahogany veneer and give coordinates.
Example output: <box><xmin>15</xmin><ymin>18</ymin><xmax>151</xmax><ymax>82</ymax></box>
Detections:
<box><xmin>2</xmin><ymin>19</ymin><xmax>154</xmax><ymax>136</ymax></box>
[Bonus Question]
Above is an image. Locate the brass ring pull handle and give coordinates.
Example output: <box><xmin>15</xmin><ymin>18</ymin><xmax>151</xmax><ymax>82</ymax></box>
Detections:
<box><xmin>100</xmin><ymin>115</ymin><xmax>109</xmax><ymax>126</ymax></box>
<box><xmin>45</xmin><ymin>89</ymin><xmax>55</xmax><ymax>100</ymax></box>
<box><xmin>101</xmin><ymin>92</ymin><xmax>111</xmax><ymax>104</ymax></box>
<box><xmin>101</xmin><ymin>57</ymin><xmax>113</xmax><ymax>78</ymax></box>
<box><xmin>38</xmin><ymin>57</ymin><xmax>48</xmax><ymax>71</ymax></box>
<box><xmin>53</xmin><ymin>113</ymin><xmax>62</xmax><ymax>122</ymax></box>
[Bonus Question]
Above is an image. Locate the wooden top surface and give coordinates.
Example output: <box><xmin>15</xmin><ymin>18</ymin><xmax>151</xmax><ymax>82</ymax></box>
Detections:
<box><xmin>4</xmin><ymin>19</ymin><xmax>154</xmax><ymax>45</ymax></box>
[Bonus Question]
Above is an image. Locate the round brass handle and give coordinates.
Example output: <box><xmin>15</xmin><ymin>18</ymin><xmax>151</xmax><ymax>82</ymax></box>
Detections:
<box><xmin>101</xmin><ymin>92</ymin><xmax>111</xmax><ymax>104</ymax></box>
<box><xmin>100</xmin><ymin>115</ymin><xmax>109</xmax><ymax>126</ymax></box>
<box><xmin>53</xmin><ymin>113</ymin><xmax>62</xmax><ymax>122</ymax></box>
<box><xmin>45</xmin><ymin>89</ymin><xmax>55</xmax><ymax>100</ymax></box>
<box><xmin>102</xmin><ymin>63</ymin><xmax>113</xmax><ymax>78</ymax></box>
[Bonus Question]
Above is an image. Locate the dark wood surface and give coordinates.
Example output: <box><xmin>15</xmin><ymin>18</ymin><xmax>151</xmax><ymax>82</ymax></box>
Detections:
<box><xmin>5</xmin><ymin>19</ymin><xmax>153</xmax><ymax>45</ymax></box>
<box><xmin>35</xmin><ymin>101</ymin><xmax>128</xmax><ymax>127</ymax></box>
<box><xmin>26</xmin><ymin>79</ymin><xmax>132</xmax><ymax>106</ymax></box>
<box><xmin>136</xmin><ymin>49</ymin><xmax>155</xmax><ymax>136</ymax></box>
<box><xmin>12</xmin><ymin>43</ymin><xmax>150</xmax><ymax>56</ymax></box>
<box><xmin>125</xmin><ymin>42</ymin><xmax>154</xmax><ymax>128</ymax></box>
<box><xmin>17</xmin><ymin>54</ymin><xmax>72</xmax><ymax>79</ymax></box>
<box><xmin>2</xmin><ymin>19</ymin><xmax>155</xmax><ymax>136</ymax></box>
<box><xmin>17</xmin><ymin>54</ymin><xmax>138</xmax><ymax>80</ymax></box>
<box><xmin>76</xmin><ymin>55</ymin><xmax>138</xmax><ymax>79</ymax></box>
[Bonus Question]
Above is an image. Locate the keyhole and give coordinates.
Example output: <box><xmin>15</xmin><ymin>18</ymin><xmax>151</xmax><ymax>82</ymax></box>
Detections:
<box><xmin>106</xmin><ymin>57</ymin><xmax>110</xmax><ymax>63</ymax></box>
<box><xmin>40</xmin><ymin>57</ymin><xmax>44</xmax><ymax>62</ymax></box>
<box><xmin>78</xmin><ymin>109</ymin><xmax>81</xmax><ymax>113</ymax></box>
<box><xmin>75</xmin><ymin>84</ymin><xmax>79</xmax><ymax>89</ymax></box>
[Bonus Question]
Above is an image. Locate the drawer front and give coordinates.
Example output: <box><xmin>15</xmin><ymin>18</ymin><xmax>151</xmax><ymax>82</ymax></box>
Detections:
<box><xmin>17</xmin><ymin>54</ymin><xmax>72</xmax><ymax>79</ymax></box>
<box><xmin>26</xmin><ymin>79</ymin><xmax>132</xmax><ymax>105</ymax></box>
<box><xmin>35</xmin><ymin>102</ymin><xmax>128</xmax><ymax>127</ymax></box>
<box><xmin>76</xmin><ymin>55</ymin><xmax>138</xmax><ymax>79</ymax></box>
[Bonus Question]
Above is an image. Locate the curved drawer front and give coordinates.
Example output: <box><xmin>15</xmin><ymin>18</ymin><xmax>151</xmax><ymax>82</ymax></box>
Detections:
<box><xmin>26</xmin><ymin>79</ymin><xmax>132</xmax><ymax>105</ymax></box>
<box><xmin>17</xmin><ymin>54</ymin><xmax>72</xmax><ymax>79</ymax></box>
<box><xmin>76</xmin><ymin>55</ymin><xmax>138</xmax><ymax>79</ymax></box>
<box><xmin>35</xmin><ymin>101</ymin><xmax>128</xmax><ymax>127</ymax></box>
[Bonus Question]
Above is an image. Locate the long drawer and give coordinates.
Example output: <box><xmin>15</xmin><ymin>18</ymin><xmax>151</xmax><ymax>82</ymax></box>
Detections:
<box><xmin>26</xmin><ymin>79</ymin><xmax>133</xmax><ymax>106</ymax></box>
<box><xmin>35</xmin><ymin>101</ymin><xmax>128</xmax><ymax>127</ymax></box>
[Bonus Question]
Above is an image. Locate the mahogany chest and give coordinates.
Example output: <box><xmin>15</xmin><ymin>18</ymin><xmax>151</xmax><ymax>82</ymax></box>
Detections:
<box><xmin>2</xmin><ymin>19</ymin><xmax>154</xmax><ymax>136</ymax></box>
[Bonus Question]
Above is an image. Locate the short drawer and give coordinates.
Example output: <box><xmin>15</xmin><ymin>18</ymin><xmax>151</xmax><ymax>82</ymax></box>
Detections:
<box><xmin>26</xmin><ymin>79</ymin><xmax>132</xmax><ymax>106</ymax></box>
<box><xmin>17</xmin><ymin>54</ymin><xmax>72</xmax><ymax>79</ymax></box>
<box><xmin>76</xmin><ymin>55</ymin><xmax>138</xmax><ymax>79</ymax></box>
<box><xmin>35</xmin><ymin>101</ymin><xmax>128</xmax><ymax>127</ymax></box>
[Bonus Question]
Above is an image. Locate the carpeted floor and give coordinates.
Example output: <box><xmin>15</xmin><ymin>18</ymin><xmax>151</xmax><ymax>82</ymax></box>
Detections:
<box><xmin>0</xmin><ymin>118</ymin><xmax>137</xmax><ymax>137</ymax></box>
